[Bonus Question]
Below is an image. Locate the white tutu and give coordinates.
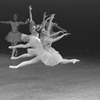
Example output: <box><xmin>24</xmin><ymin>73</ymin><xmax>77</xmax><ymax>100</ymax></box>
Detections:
<box><xmin>39</xmin><ymin>47</ymin><xmax>63</xmax><ymax>66</ymax></box>
<box><xmin>5</xmin><ymin>31</ymin><xmax>21</xmax><ymax>43</ymax></box>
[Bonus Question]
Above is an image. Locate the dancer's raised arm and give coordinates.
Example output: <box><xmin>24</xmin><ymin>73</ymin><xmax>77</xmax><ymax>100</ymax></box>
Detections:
<box><xmin>46</xmin><ymin>14</ymin><xmax>55</xmax><ymax>34</ymax></box>
<box><xmin>43</xmin><ymin>12</ymin><xmax>47</xmax><ymax>23</ymax></box>
<box><xmin>29</xmin><ymin>5</ymin><xmax>35</xmax><ymax>24</ymax></box>
<box><xmin>42</xmin><ymin>12</ymin><xmax>52</xmax><ymax>29</ymax></box>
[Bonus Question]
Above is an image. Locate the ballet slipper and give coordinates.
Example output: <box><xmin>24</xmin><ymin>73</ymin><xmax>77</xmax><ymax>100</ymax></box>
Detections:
<box><xmin>9</xmin><ymin>66</ymin><xmax>18</xmax><ymax>69</ymax></box>
<box><xmin>8</xmin><ymin>46</ymin><xmax>13</xmax><ymax>49</ymax></box>
<box><xmin>72</xmin><ymin>59</ymin><xmax>80</xmax><ymax>64</ymax></box>
<box><xmin>11</xmin><ymin>56</ymin><xmax>18</xmax><ymax>60</ymax></box>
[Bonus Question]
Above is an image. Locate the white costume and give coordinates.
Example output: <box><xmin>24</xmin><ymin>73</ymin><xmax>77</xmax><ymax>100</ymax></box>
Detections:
<box><xmin>21</xmin><ymin>33</ymin><xmax>43</xmax><ymax>56</ymax></box>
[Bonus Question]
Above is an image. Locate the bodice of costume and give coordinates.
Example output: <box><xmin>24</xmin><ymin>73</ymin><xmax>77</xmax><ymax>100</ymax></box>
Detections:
<box><xmin>29</xmin><ymin>35</ymin><xmax>42</xmax><ymax>48</ymax></box>
<box><xmin>41</xmin><ymin>37</ymin><xmax>53</xmax><ymax>51</ymax></box>
<box><xmin>11</xmin><ymin>22</ymin><xmax>19</xmax><ymax>32</ymax></box>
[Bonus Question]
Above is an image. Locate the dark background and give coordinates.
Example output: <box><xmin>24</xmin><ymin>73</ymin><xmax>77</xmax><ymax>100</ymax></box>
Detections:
<box><xmin>0</xmin><ymin>0</ymin><xmax>100</xmax><ymax>56</ymax></box>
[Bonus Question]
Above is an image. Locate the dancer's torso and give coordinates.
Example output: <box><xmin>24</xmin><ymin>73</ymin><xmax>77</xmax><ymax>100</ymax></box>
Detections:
<box><xmin>11</xmin><ymin>22</ymin><xmax>20</xmax><ymax>33</ymax></box>
<box><xmin>29</xmin><ymin>35</ymin><xmax>42</xmax><ymax>48</ymax></box>
<box><xmin>41</xmin><ymin>37</ymin><xmax>52</xmax><ymax>51</ymax></box>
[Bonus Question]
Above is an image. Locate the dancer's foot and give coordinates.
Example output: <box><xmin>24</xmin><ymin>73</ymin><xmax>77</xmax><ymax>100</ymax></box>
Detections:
<box><xmin>9</xmin><ymin>66</ymin><xmax>18</xmax><ymax>69</ymax></box>
<box><xmin>72</xmin><ymin>59</ymin><xmax>80</xmax><ymax>64</ymax></box>
<box><xmin>11</xmin><ymin>56</ymin><xmax>18</xmax><ymax>60</ymax></box>
<box><xmin>8</xmin><ymin>46</ymin><xmax>13</xmax><ymax>49</ymax></box>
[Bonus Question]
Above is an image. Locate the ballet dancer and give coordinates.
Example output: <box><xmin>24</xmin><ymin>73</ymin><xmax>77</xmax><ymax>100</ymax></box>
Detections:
<box><xmin>0</xmin><ymin>14</ymin><xmax>28</xmax><ymax>57</ymax></box>
<box><xmin>39</xmin><ymin>14</ymin><xmax>80</xmax><ymax>66</ymax></box>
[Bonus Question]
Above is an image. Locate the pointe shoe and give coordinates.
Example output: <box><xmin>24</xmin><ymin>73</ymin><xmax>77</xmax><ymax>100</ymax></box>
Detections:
<box><xmin>76</xmin><ymin>59</ymin><xmax>80</xmax><ymax>62</ymax></box>
<box><xmin>72</xmin><ymin>59</ymin><xmax>80</xmax><ymax>64</ymax></box>
<box><xmin>9</xmin><ymin>66</ymin><xmax>18</xmax><ymax>69</ymax></box>
<box><xmin>8</xmin><ymin>46</ymin><xmax>13</xmax><ymax>49</ymax></box>
<box><xmin>11</xmin><ymin>56</ymin><xmax>18</xmax><ymax>60</ymax></box>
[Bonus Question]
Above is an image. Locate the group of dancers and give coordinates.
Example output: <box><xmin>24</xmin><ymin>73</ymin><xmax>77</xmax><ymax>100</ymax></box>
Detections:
<box><xmin>0</xmin><ymin>6</ymin><xmax>80</xmax><ymax>69</ymax></box>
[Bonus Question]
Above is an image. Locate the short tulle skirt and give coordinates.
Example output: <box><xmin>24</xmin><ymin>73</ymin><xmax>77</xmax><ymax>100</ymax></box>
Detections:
<box><xmin>39</xmin><ymin>47</ymin><xmax>63</xmax><ymax>66</ymax></box>
<box><xmin>27</xmin><ymin>47</ymin><xmax>63</xmax><ymax>66</ymax></box>
<box><xmin>5</xmin><ymin>31</ymin><xmax>21</xmax><ymax>43</ymax></box>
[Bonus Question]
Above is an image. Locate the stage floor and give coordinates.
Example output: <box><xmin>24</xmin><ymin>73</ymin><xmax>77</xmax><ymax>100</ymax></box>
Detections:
<box><xmin>0</xmin><ymin>54</ymin><xmax>100</xmax><ymax>100</ymax></box>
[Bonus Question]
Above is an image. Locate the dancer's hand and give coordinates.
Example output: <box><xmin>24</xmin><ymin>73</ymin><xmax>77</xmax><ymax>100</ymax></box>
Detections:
<box><xmin>63</xmin><ymin>33</ymin><xmax>71</xmax><ymax>37</ymax></box>
<box><xmin>67</xmin><ymin>33</ymin><xmax>71</xmax><ymax>35</ymax></box>
<box><xmin>25</xmin><ymin>19</ymin><xmax>29</xmax><ymax>23</ymax></box>
<box><xmin>8</xmin><ymin>46</ymin><xmax>14</xmax><ymax>49</ymax></box>
<box><xmin>29</xmin><ymin>5</ymin><xmax>32</xmax><ymax>10</ymax></box>
<box><xmin>63</xmin><ymin>33</ymin><xmax>68</xmax><ymax>36</ymax></box>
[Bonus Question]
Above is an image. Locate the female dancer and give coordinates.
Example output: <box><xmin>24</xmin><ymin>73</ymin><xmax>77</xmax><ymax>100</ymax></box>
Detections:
<box><xmin>8</xmin><ymin>14</ymin><xmax>79</xmax><ymax>69</ymax></box>
<box><xmin>0</xmin><ymin>14</ymin><xmax>28</xmax><ymax>57</ymax></box>
<box><xmin>39</xmin><ymin>14</ymin><xmax>79</xmax><ymax>66</ymax></box>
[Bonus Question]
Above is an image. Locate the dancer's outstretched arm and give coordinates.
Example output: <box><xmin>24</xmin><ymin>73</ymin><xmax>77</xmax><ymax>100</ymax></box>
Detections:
<box><xmin>52</xmin><ymin>32</ymin><xmax>71</xmax><ymax>42</ymax></box>
<box><xmin>52</xmin><ymin>34</ymin><xmax>67</xmax><ymax>42</ymax></box>
<box><xmin>9</xmin><ymin>43</ymin><xmax>30</xmax><ymax>49</ymax></box>
<box><xmin>19</xmin><ymin>19</ymin><xmax>29</xmax><ymax>25</ymax></box>
<box><xmin>42</xmin><ymin>13</ymin><xmax>52</xmax><ymax>29</ymax></box>
<box><xmin>50</xmin><ymin>31</ymin><xmax>62</xmax><ymax>37</ymax></box>
<box><xmin>0</xmin><ymin>21</ymin><xmax>11</xmax><ymax>24</ymax></box>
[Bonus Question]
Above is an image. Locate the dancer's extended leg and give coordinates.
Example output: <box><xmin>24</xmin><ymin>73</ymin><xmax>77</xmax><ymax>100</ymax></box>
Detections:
<box><xmin>11</xmin><ymin>53</ymin><xmax>32</xmax><ymax>60</ymax></box>
<box><xmin>14</xmin><ymin>48</ymin><xmax>18</xmax><ymax>57</ymax></box>
<box><xmin>11</xmin><ymin>48</ymin><xmax>15</xmax><ymax>57</ymax></box>
<box><xmin>14</xmin><ymin>42</ymin><xmax>18</xmax><ymax>57</ymax></box>
<box><xmin>11</xmin><ymin>42</ymin><xmax>16</xmax><ymax>57</ymax></box>
<box><xmin>61</xmin><ymin>59</ymin><xmax>80</xmax><ymax>64</ymax></box>
<box><xmin>9</xmin><ymin>57</ymin><xmax>39</xmax><ymax>69</ymax></box>
<box><xmin>9</xmin><ymin>43</ymin><xmax>30</xmax><ymax>49</ymax></box>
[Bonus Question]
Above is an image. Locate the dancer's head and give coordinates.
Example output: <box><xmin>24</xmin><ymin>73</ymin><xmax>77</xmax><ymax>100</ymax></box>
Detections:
<box><xmin>41</xmin><ymin>28</ymin><xmax>46</xmax><ymax>33</ymax></box>
<box><xmin>13</xmin><ymin>14</ymin><xmax>18</xmax><ymax>21</ymax></box>
<box><xmin>41</xmin><ymin>28</ymin><xmax>48</xmax><ymax>38</ymax></box>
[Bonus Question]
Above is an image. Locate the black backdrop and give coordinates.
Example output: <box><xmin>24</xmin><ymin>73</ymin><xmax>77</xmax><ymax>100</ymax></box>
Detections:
<box><xmin>0</xmin><ymin>0</ymin><xmax>100</xmax><ymax>55</ymax></box>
